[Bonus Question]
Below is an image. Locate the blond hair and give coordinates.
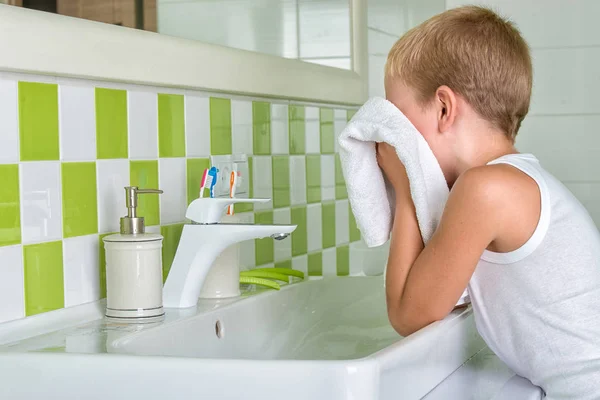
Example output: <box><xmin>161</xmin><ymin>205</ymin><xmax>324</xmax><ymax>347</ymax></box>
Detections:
<box><xmin>385</xmin><ymin>6</ymin><xmax>532</xmax><ymax>140</ymax></box>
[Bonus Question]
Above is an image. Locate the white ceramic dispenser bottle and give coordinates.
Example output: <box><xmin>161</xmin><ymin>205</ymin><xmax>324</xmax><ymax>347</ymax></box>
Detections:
<box><xmin>103</xmin><ymin>186</ymin><xmax>164</xmax><ymax>322</ymax></box>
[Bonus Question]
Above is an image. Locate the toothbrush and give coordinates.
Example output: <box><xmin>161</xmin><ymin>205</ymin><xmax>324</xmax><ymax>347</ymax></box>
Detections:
<box><xmin>227</xmin><ymin>170</ymin><xmax>238</xmax><ymax>215</ymax></box>
<box><xmin>208</xmin><ymin>167</ymin><xmax>219</xmax><ymax>198</ymax></box>
<box><xmin>199</xmin><ymin>168</ymin><xmax>210</xmax><ymax>198</ymax></box>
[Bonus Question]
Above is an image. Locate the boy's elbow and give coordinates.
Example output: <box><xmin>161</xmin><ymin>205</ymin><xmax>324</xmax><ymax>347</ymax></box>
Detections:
<box><xmin>387</xmin><ymin>303</ymin><xmax>445</xmax><ymax>337</ymax></box>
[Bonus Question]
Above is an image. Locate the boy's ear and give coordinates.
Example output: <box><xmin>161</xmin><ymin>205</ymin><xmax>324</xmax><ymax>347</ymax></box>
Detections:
<box><xmin>435</xmin><ymin>85</ymin><xmax>457</xmax><ymax>133</ymax></box>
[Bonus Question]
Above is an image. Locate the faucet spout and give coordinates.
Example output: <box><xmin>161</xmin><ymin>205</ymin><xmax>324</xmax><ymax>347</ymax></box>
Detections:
<box><xmin>163</xmin><ymin>223</ymin><xmax>296</xmax><ymax>308</ymax></box>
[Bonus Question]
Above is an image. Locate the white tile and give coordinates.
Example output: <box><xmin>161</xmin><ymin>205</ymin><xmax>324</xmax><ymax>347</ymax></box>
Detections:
<box><xmin>292</xmin><ymin>254</ymin><xmax>308</xmax><ymax>279</ymax></box>
<box><xmin>321</xmin><ymin>154</ymin><xmax>335</xmax><ymax>201</ymax></box>
<box><xmin>517</xmin><ymin>115</ymin><xmax>600</xmax><ymax>182</ymax></box>
<box><xmin>334</xmin><ymin>112</ymin><xmax>346</xmax><ymax>153</ymax></box>
<box><xmin>403</xmin><ymin>0</ymin><xmax>445</xmax><ymax>29</ymax></box>
<box><xmin>58</xmin><ymin>84</ymin><xmax>96</xmax><ymax>161</ymax></box>
<box><xmin>530</xmin><ymin>47</ymin><xmax>600</xmax><ymax>116</ymax></box>
<box><xmin>322</xmin><ymin>247</ymin><xmax>337</xmax><ymax>276</ymax></box>
<box><xmin>232</xmin><ymin>100</ymin><xmax>253</xmax><ymax>156</ymax></box>
<box><xmin>290</xmin><ymin>156</ymin><xmax>307</xmax><ymax>205</ymax></box>
<box><xmin>0</xmin><ymin>245</ymin><xmax>24</xmax><ymax>323</ymax></box>
<box><xmin>0</xmin><ymin>79</ymin><xmax>19</xmax><ymax>163</ymax></box>
<box><xmin>307</xmin><ymin>203</ymin><xmax>322</xmax><ymax>252</ymax></box>
<box><xmin>305</xmin><ymin>106</ymin><xmax>320</xmax><ymax>154</ymax></box>
<box><xmin>145</xmin><ymin>225</ymin><xmax>161</xmax><ymax>234</ymax></box>
<box><xmin>236</xmin><ymin>212</ymin><xmax>256</xmax><ymax>270</ymax></box>
<box><xmin>185</xmin><ymin>95</ymin><xmax>210</xmax><ymax>157</ymax></box>
<box><xmin>368</xmin><ymin>54</ymin><xmax>387</xmax><ymax>98</ymax></box>
<box><xmin>563</xmin><ymin>183</ymin><xmax>600</xmax><ymax>229</ymax></box>
<box><xmin>63</xmin><ymin>234</ymin><xmax>100</xmax><ymax>307</ymax></box>
<box><xmin>368</xmin><ymin>0</ymin><xmax>408</xmax><ymax>36</ymax></box>
<box><xmin>258</xmin><ymin>263</ymin><xmax>275</xmax><ymax>270</ymax></box>
<box><xmin>304</xmin><ymin>106</ymin><xmax>320</xmax><ymax>120</ymax></box>
<box><xmin>273</xmin><ymin>208</ymin><xmax>291</xmax><ymax>262</ymax></box>
<box><xmin>97</xmin><ymin>159</ymin><xmax>130</xmax><ymax>234</ymax></box>
<box><xmin>159</xmin><ymin>158</ymin><xmax>187</xmax><ymax>224</ymax></box>
<box><xmin>335</xmin><ymin>199</ymin><xmax>349</xmax><ymax>245</ymax></box>
<box><xmin>298</xmin><ymin>0</ymin><xmax>351</xmax><ymax>58</ymax></box>
<box><xmin>128</xmin><ymin>90</ymin><xmax>158</xmax><ymax>159</ymax></box>
<box><xmin>334</xmin><ymin>109</ymin><xmax>347</xmax><ymax>120</ymax></box>
<box><xmin>447</xmin><ymin>0</ymin><xmax>600</xmax><ymax>48</ymax></box>
<box><xmin>20</xmin><ymin>162</ymin><xmax>62</xmax><ymax>244</ymax></box>
<box><xmin>252</xmin><ymin>156</ymin><xmax>273</xmax><ymax>210</ymax></box>
<box><xmin>368</xmin><ymin>28</ymin><xmax>399</xmax><ymax>55</ymax></box>
<box><xmin>271</xmin><ymin>103</ymin><xmax>289</xmax><ymax>155</ymax></box>
<box><xmin>157</xmin><ymin>0</ymin><xmax>298</xmax><ymax>59</ymax></box>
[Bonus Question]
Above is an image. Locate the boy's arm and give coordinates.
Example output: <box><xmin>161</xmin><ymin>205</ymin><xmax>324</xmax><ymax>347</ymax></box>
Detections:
<box><xmin>386</xmin><ymin>167</ymin><xmax>500</xmax><ymax>336</ymax></box>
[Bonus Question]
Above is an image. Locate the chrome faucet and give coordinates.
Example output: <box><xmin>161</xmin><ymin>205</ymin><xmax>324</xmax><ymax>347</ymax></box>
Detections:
<box><xmin>162</xmin><ymin>198</ymin><xmax>296</xmax><ymax>308</ymax></box>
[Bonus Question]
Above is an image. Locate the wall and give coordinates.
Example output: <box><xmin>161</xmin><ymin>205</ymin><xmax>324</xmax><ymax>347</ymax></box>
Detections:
<box><xmin>156</xmin><ymin>0</ymin><xmax>352</xmax><ymax>69</ymax></box>
<box><xmin>0</xmin><ymin>71</ymin><xmax>365</xmax><ymax>324</ymax></box>
<box><xmin>367</xmin><ymin>0</ymin><xmax>446</xmax><ymax>98</ymax></box>
<box><xmin>446</xmin><ymin>0</ymin><xmax>600</xmax><ymax>226</ymax></box>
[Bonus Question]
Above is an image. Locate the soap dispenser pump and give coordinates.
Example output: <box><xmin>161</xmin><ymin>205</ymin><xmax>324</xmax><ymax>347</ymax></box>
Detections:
<box><xmin>103</xmin><ymin>186</ymin><xmax>164</xmax><ymax>322</ymax></box>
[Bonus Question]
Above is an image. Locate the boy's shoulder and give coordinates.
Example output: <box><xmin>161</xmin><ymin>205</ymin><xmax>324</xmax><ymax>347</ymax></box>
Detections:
<box><xmin>449</xmin><ymin>162</ymin><xmax>540</xmax><ymax>251</ymax></box>
<box><xmin>452</xmin><ymin>162</ymin><xmax>539</xmax><ymax>207</ymax></box>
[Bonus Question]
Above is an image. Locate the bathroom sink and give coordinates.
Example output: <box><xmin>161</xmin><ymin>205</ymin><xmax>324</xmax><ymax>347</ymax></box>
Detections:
<box><xmin>109</xmin><ymin>276</ymin><xmax>400</xmax><ymax>360</ymax></box>
<box><xmin>0</xmin><ymin>277</ymin><xmax>485</xmax><ymax>400</ymax></box>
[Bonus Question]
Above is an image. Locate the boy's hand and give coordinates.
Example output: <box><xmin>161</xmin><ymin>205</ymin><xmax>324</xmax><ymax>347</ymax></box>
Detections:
<box><xmin>376</xmin><ymin>143</ymin><xmax>410</xmax><ymax>195</ymax></box>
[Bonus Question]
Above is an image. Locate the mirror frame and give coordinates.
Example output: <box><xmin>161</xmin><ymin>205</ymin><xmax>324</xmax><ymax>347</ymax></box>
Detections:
<box><xmin>0</xmin><ymin>0</ymin><xmax>368</xmax><ymax>106</ymax></box>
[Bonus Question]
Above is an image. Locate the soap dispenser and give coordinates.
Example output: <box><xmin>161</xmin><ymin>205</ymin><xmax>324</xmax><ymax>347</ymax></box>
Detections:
<box><xmin>103</xmin><ymin>186</ymin><xmax>164</xmax><ymax>322</ymax></box>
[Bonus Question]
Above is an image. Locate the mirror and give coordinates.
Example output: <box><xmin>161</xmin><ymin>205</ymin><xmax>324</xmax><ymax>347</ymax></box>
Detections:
<box><xmin>2</xmin><ymin>0</ymin><xmax>352</xmax><ymax>70</ymax></box>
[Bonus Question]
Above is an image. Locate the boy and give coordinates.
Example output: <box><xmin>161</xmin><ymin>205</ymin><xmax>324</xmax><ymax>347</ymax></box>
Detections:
<box><xmin>377</xmin><ymin>6</ymin><xmax>600</xmax><ymax>398</ymax></box>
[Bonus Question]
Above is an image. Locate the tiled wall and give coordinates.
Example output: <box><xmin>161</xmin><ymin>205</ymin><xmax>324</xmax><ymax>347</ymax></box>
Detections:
<box><xmin>447</xmin><ymin>0</ymin><xmax>600</xmax><ymax>227</ymax></box>
<box><xmin>0</xmin><ymin>71</ymin><xmax>364</xmax><ymax>324</ymax></box>
<box><xmin>367</xmin><ymin>0</ymin><xmax>445</xmax><ymax>98</ymax></box>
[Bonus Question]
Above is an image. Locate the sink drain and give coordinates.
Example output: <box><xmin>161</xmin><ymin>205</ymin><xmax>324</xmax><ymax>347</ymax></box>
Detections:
<box><xmin>215</xmin><ymin>320</ymin><xmax>223</xmax><ymax>339</ymax></box>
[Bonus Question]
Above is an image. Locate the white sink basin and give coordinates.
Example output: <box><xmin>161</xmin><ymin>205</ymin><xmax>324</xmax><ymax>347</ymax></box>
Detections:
<box><xmin>110</xmin><ymin>276</ymin><xmax>400</xmax><ymax>360</ymax></box>
<box><xmin>0</xmin><ymin>277</ymin><xmax>485</xmax><ymax>400</ymax></box>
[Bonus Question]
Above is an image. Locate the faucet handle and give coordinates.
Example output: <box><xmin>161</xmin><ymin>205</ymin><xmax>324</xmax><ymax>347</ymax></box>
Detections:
<box><xmin>186</xmin><ymin>198</ymin><xmax>270</xmax><ymax>224</ymax></box>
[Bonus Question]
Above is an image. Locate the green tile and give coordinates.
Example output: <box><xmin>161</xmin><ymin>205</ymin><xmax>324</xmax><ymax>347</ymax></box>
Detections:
<box><xmin>322</xmin><ymin>201</ymin><xmax>336</xmax><ymax>249</ymax></box>
<box><xmin>306</xmin><ymin>155</ymin><xmax>321</xmax><ymax>203</ymax></box>
<box><xmin>308</xmin><ymin>251</ymin><xmax>322</xmax><ymax>276</ymax></box>
<box><xmin>272</xmin><ymin>156</ymin><xmax>290</xmax><ymax>208</ymax></box>
<box><xmin>347</xmin><ymin>109</ymin><xmax>357</xmax><ymax>122</ymax></box>
<box><xmin>98</xmin><ymin>232</ymin><xmax>115</xmax><ymax>298</ymax></box>
<box><xmin>320</xmin><ymin>108</ymin><xmax>334</xmax><ymax>154</ymax></box>
<box><xmin>62</xmin><ymin>162</ymin><xmax>98</xmax><ymax>238</ymax></box>
<box><xmin>349</xmin><ymin>203</ymin><xmax>361</xmax><ymax>242</ymax></box>
<box><xmin>158</xmin><ymin>94</ymin><xmax>186</xmax><ymax>157</ymax></box>
<box><xmin>289</xmin><ymin>105</ymin><xmax>305</xmax><ymax>154</ymax></box>
<box><xmin>253</xmin><ymin>101</ymin><xmax>271</xmax><ymax>155</ymax></box>
<box><xmin>254</xmin><ymin>210</ymin><xmax>274</xmax><ymax>266</ymax></box>
<box><xmin>186</xmin><ymin>158</ymin><xmax>210</xmax><ymax>205</ymax></box>
<box><xmin>210</xmin><ymin>97</ymin><xmax>232</xmax><ymax>155</ymax></box>
<box><xmin>275</xmin><ymin>260</ymin><xmax>292</xmax><ymax>270</ymax></box>
<box><xmin>235</xmin><ymin>157</ymin><xmax>254</xmax><ymax>213</ymax></box>
<box><xmin>95</xmin><ymin>88</ymin><xmax>128</xmax><ymax>159</ymax></box>
<box><xmin>130</xmin><ymin>160</ymin><xmax>160</xmax><ymax>226</ymax></box>
<box><xmin>290</xmin><ymin>206</ymin><xmax>307</xmax><ymax>256</ymax></box>
<box><xmin>18</xmin><ymin>82</ymin><xmax>59</xmax><ymax>161</ymax></box>
<box><xmin>335</xmin><ymin>153</ymin><xmax>348</xmax><ymax>199</ymax></box>
<box><xmin>0</xmin><ymin>165</ymin><xmax>21</xmax><ymax>247</ymax></box>
<box><xmin>23</xmin><ymin>241</ymin><xmax>64</xmax><ymax>316</ymax></box>
<box><xmin>161</xmin><ymin>223</ymin><xmax>184</xmax><ymax>282</ymax></box>
<box><xmin>336</xmin><ymin>245</ymin><xmax>350</xmax><ymax>276</ymax></box>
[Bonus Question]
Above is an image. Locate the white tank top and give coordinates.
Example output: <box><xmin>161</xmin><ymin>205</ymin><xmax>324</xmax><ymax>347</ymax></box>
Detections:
<box><xmin>468</xmin><ymin>154</ymin><xmax>600</xmax><ymax>399</ymax></box>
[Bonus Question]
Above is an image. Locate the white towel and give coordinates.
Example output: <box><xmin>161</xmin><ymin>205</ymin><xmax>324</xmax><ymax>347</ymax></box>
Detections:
<box><xmin>339</xmin><ymin>97</ymin><xmax>470</xmax><ymax>305</ymax></box>
<box><xmin>339</xmin><ymin>97</ymin><xmax>449</xmax><ymax>247</ymax></box>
